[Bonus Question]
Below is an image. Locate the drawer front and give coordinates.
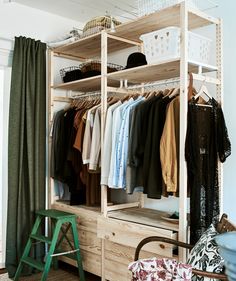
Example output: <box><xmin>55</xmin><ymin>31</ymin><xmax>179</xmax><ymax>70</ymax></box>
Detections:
<box><xmin>104</xmin><ymin>240</ymin><xmax>165</xmax><ymax>281</ymax></box>
<box><xmin>98</xmin><ymin>216</ymin><xmax>176</xmax><ymax>257</ymax></box>
<box><xmin>52</xmin><ymin>204</ymin><xmax>102</xmax><ymax>276</ymax></box>
<box><xmin>59</xmin><ymin>249</ymin><xmax>102</xmax><ymax>277</ymax></box>
<box><xmin>52</xmin><ymin>203</ymin><xmax>99</xmax><ymax>233</ymax></box>
<box><xmin>60</xmin><ymin>228</ymin><xmax>101</xmax><ymax>256</ymax></box>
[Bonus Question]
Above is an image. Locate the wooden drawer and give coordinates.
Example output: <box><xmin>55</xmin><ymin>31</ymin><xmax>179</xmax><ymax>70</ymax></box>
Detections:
<box><xmin>98</xmin><ymin>216</ymin><xmax>177</xmax><ymax>258</ymax></box>
<box><xmin>104</xmin><ymin>240</ymin><xmax>165</xmax><ymax>281</ymax></box>
<box><xmin>52</xmin><ymin>204</ymin><xmax>102</xmax><ymax>276</ymax></box>
<box><xmin>59</xmin><ymin>249</ymin><xmax>102</xmax><ymax>277</ymax></box>
<box><xmin>52</xmin><ymin>203</ymin><xmax>100</xmax><ymax>233</ymax></box>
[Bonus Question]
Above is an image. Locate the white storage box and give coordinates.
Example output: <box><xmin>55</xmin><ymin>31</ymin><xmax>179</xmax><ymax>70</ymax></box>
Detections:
<box><xmin>137</xmin><ymin>0</ymin><xmax>196</xmax><ymax>17</ymax></box>
<box><xmin>140</xmin><ymin>27</ymin><xmax>212</xmax><ymax>65</ymax></box>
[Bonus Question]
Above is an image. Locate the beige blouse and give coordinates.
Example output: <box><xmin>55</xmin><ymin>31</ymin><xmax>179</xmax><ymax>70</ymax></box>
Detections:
<box><xmin>160</xmin><ymin>96</ymin><xmax>179</xmax><ymax>193</ymax></box>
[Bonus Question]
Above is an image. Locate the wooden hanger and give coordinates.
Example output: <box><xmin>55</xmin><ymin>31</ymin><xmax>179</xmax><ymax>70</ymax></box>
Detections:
<box><xmin>169</xmin><ymin>87</ymin><xmax>180</xmax><ymax>98</ymax></box>
<box><xmin>194</xmin><ymin>84</ymin><xmax>211</xmax><ymax>102</ymax></box>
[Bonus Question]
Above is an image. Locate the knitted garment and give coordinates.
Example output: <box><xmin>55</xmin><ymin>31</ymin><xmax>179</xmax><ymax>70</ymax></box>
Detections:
<box><xmin>185</xmin><ymin>97</ymin><xmax>231</xmax><ymax>244</ymax></box>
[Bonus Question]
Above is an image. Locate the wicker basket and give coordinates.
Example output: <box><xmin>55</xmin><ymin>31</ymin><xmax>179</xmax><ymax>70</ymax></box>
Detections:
<box><xmin>80</xmin><ymin>61</ymin><xmax>123</xmax><ymax>78</ymax></box>
<box><xmin>60</xmin><ymin>61</ymin><xmax>123</xmax><ymax>82</ymax></box>
<box><xmin>60</xmin><ymin>66</ymin><xmax>82</xmax><ymax>83</ymax></box>
<box><xmin>82</xmin><ymin>15</ymin><xmax>121</xmax><ymax>38</ymax></box>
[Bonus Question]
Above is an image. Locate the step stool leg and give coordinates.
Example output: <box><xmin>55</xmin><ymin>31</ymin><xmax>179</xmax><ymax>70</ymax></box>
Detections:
<box><xmin>70</xmin><ymin>219</ymin><xmax>85</xmax><ymax>281</ymax></box>
<box><xmin>51</xmin><ymin>219</ymin><xmax>58</xmax><ymax>270</ymax></box>
<box><xmin>41</xmin><ymin>220</ymin><xmax>62</xmax><ymax>281</ymax></box>
<box><xmin>14</xmin><ymin>215</ymin><xmax>43</xmax><ymax>281</ymax></box>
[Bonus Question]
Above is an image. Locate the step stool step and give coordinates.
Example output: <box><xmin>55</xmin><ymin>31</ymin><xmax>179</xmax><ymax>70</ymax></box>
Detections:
<box><xmin>21</xmin><ymin>257</ymin><xmax>44</xmax><ymax>271</ymax></box>
<box><xmin>54</xmin><ymin>250</ymin><xmax>80</xmax><ymax>261</ymax></box>
<box><xmin>30</xmin><ymin>234</ymin><xmax>52</xmax><ymax>244</ymax></box>
<box><xmin>36</xmin><ymin>209</ymin><xmax>76</xmax><ymax>219</ymax></box>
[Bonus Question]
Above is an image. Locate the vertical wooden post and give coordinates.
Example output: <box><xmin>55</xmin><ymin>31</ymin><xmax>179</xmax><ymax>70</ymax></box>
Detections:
<box><xmin>48</xmin><ymin>49</ymin><xmax>54</xmax><ymax>209</ymax></box>
<box><xmin>179</xmin><ymin>1</ymin><xmax>188</xmax><ymax>262</ymax></box>
<box><xmin>216</xmin><ymin>19</ymin><xmax>224</xmax><ymax>214</ymax></box>
<box><xmin>101</xmin><ymin>30</ymin><xmax>108</xmax><ymax>217</ymax></box>
<box><xmin>101</xmin><ymin>30</ymin><xmax>108</xmax><ymax>281</ymax></box>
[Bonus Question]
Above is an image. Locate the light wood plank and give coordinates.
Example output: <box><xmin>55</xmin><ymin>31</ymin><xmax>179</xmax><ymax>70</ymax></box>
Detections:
<box><xmin>107</xmin><ymin>202</ymin><xmax>140</xmax><ymax>212</ymax></box>
<box><xmin>59</xmin><ymin>250</ymin><xmax>102</xmax><ymax>277</ymax></box>
<box><xmin>52</xmin><ymin>202</ymin><xmax>100</xmax><ymax>233</ymax></box>
<box><xmin>179</xmin><ymin>1</ymin><xmax>189</xmax><ymax>262</ymax></box>
<box><xmin>107</xmin><ymin>207</ymin><xmax>179</xmax><ymax>232</ymax></box>
<box><xmin>52</xmin><ymin>4</ymin><xmax>217</xmax><ymax>59</ymax></box>
<box><xmin>60</xmin><ymin>229</ymin><xmax>101</xmax><ymax>256</ymax></box>
<box><xmin>52</xmin><ymin>75</ymin><xmax>120</xmax><ymax>92</ymax></box>
<box><xmin>105</xmin><ymin>240</ymin><xmax>167</xmax><ymax>265</ymax></box>
<box><xmin>53</xmin><ymin>33</ymin><xmax>137</xmax><ymax>59</ymax></box>
<box><xmin>107</xmin><ymin>60</ymin><xmax>217</xmax><ymax>84</ymax></box>
<box><xmin>97</xmin><ymin>216</ymin><xmax>176</xmax><ymax>257</ymax></box>
<box><xmin>105</xmin><ymin>258</ymin><xmax>132</xmax><ymax>281</ymax></box>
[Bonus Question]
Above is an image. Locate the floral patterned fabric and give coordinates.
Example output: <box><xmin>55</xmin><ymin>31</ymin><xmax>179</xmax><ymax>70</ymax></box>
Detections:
<box><xmin>128</xmin><ymin>258</ymin><xmax>192</xmax><ymax>281</ymax></box>
<box><xmin>187</xmin><ymin>223</ymin><xmax>224</xmax><ymax>281</ymax></box>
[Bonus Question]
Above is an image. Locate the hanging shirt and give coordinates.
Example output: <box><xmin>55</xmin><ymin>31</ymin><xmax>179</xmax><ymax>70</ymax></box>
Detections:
<box><xmin>81</xmin><ymin>104</ymin><xmax>100</xmax><ymax>164</ymax></box>
<box><xmin>89</xmin><ymin>106</ymin><xmax>101</xmax><ymax>170</ymax></box>
<box><xmin>160</xmin><ymin>96</ymin><xmax>180</xmax><ymax>193</ymax></box>
<box><xmin>115</xmin><ymin>97</ymin><xmax>145</xmax><ymax>188</ymax></box>
<box><xmin>108</xmin><ymin>99</ymin><xmax>133</xmax><ymax>188</ymax></box>
<box><xmin>100</xmin><ymin>100</ymin><xmax>122</xmax><ymax>185</ymax></box>
<box><xmin>126</xmin><ymin>95</ymin><xmax>162</xmax><ymax>194</ymax></box>
<box><xmin>143</xmin><ymin>96</ymin><xmax>173</xmax><ymax>199</ymax></box>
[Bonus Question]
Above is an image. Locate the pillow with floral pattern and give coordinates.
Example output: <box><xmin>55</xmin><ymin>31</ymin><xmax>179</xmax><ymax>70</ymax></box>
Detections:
<box><xmin>187</xmin><ymin>223</ymin><xmax>224</xmax><ymax>281</ymax></box>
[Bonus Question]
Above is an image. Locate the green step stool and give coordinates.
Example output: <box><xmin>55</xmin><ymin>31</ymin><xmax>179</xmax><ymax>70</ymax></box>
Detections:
<box><xmin>14</xmin><ymin>209</ymin><xmax>85</xmax><ymax>281</ymax></box>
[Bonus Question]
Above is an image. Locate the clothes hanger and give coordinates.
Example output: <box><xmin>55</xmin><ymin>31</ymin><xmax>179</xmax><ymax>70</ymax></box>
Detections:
<box><xmin>194</xmin><ymin>83</ymin><xmax>211</xmax><ymax>102</ymax></box>
<box><xmin>169</xmin><ymin>87</ymin><xmax>180</xmax><ymax>98</ymax></box>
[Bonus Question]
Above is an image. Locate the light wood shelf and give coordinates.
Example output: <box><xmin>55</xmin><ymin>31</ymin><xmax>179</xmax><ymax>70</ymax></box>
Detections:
<box><xmin>52</xmin><ymin>4</ymin><xmax>219</xmax><ymax>59</ymax></box>
<box><xmin>52</xmin><ymin>60</ymin><xmax>217</xmax><ymax>92</ymax></box>
<box><xmin>107</xmin><ymin>207</ymin><xmax>179</xmax><ymax>232</ymax></box>
<box><xmin>107</xmin><ymin>59</ymin><xmax>217</xmax><ymax>84</ymax></box>
<box><xmin>52</xmin><ymin>75</ymin><xmax>120</xmax><ymax>92</ymax></box>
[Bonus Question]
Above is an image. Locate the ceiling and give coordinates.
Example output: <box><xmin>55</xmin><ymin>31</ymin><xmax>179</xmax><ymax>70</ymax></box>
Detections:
<box><xmin>11</xmin><ymin>0</ymin><xmax>138</xmax><ymax>24</ymax></box>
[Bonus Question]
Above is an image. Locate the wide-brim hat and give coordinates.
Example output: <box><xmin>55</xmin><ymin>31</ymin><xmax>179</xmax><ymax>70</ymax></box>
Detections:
<box><xmin>125</xmin><ymin>52</ymin><xmax>147</xmax><ymax>69</ymax></box>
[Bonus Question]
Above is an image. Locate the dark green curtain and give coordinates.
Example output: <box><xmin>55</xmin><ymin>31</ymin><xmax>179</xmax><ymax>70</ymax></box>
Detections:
<box><xmin>6</xmin><ymin>36</ymin><xmax>47</xmax><ymax>278</ymax></box>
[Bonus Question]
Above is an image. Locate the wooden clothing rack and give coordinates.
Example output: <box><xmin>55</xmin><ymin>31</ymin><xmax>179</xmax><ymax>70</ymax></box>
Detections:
<box><xmin>48</xmin><ymin>2</ymin><xmax>223</xmax><ymax>280</ymax></box>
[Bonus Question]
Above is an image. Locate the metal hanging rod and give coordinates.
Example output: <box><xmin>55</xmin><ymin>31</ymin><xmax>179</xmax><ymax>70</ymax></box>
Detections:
<box><xmin>70</xmin><ymin>92</ymin><xmax>101</xmax><ymax>99</ymax></box>
<box><xmin>127</xmin><ymin>74</ymin><xmax>220</xmax><ymax>90</ymax></box>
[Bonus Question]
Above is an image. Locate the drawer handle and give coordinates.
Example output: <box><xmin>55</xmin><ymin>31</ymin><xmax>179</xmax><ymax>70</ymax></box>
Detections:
<box><xmin>159</xmin><ymin>244</ymin><xmax>165</xmax><ymax>249</ymax></box>
<box><xmin>112</xmin><ymin>232</ymin><xmax>115</xmax><ymax>236</ymax></box>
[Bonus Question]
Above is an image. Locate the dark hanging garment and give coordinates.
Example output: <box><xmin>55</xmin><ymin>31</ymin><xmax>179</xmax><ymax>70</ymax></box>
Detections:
<box><xmin>143</xmin><ymin>96</ymin><xmax>173</xmax><ymax>199</ymax></box>
<box><xmin>185</xmin><ymin>98</ymin><xmax>231</xmax><ymax>244</ymax></box>
<box><xmin>51</xmin><ymin>108</ymin><xmax>86</xmax><ymax>205</ymax></box>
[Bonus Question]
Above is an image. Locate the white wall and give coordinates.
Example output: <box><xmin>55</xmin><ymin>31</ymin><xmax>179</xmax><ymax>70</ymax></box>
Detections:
<box><xmin>0</xmin><ymin>0</ymin><xmax>83</xmax><ymax>42</ymax></box>
<box><xmin>212</xmin><ymin>0</ymin><xmax>236</xmax><ymax>222</ymax></box>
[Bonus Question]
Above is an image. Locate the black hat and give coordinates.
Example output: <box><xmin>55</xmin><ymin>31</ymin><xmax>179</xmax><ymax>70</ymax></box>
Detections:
<box><xmin>125</xmin><ymin>52</ymin><xmax>147</xmax><ymax>69</ymax></box>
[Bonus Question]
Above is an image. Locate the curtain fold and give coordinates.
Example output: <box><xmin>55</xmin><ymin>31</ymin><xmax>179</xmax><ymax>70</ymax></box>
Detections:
<box><xmin>6</xmin><ymin>36</ymin><xmax>46</xmax><ymax>278</ymax></box>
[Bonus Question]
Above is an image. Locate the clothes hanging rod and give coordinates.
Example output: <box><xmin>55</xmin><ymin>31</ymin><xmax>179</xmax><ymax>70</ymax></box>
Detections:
<box><xmin>70</xmin><ymin>91</ymin><xmax>101</xmax><ymax>99</ymax></box>
<box><xmin>127</xmin><ymin>74</ymin><xmax>220</xmax><ymax>90</ymax></box>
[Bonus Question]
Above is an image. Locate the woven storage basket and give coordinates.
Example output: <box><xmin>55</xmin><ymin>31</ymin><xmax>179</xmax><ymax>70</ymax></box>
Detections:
<box><xmin>82</xmin><ymin>15</ymin><xmax>121</xmax><ymax>37</ymax></box>
<box><xmin>80</xmin><ymin>61</ymin><xmax>123</xmax><ymax>78</ymax></box>
<box><xmin>60</xmin><ymin>66</ymin><xmax>82</xmax><ymax>83</ymax></box>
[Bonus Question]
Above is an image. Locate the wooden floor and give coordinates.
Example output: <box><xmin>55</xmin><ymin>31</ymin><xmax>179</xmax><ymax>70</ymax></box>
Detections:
<box><xmin>0</xmin><ymin>265</ymin><xmax>101</xmax><ymax>281</ymax></box>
